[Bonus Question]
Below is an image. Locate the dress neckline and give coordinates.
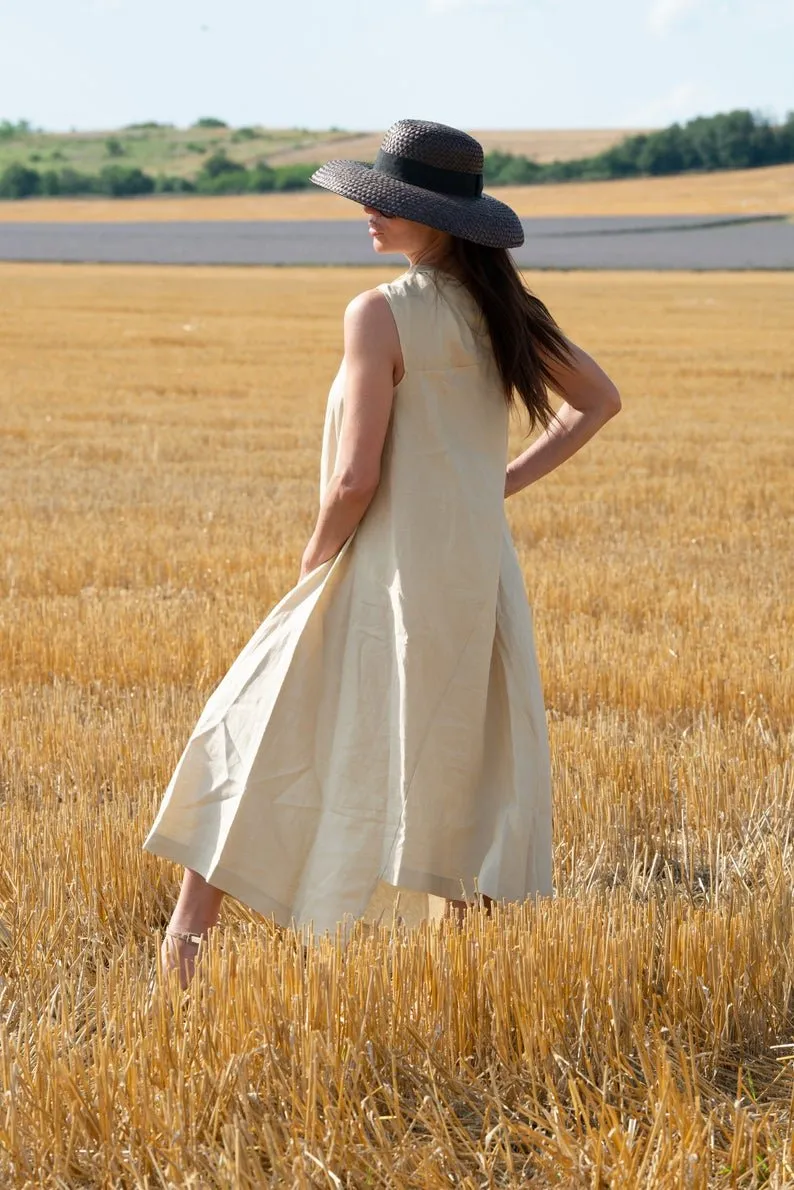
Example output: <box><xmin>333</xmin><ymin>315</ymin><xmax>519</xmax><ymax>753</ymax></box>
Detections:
<box><xmin>406</xmin><ymin>262</ymin><xmax>470</xmax><ymax>293</ymax></box>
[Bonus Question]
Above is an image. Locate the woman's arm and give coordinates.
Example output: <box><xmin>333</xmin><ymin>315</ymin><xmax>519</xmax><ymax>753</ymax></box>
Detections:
<box><xmin>299</xmin><ymin>289</ymin><xmax>402</xmax><ymax>578</ymax></box>
<box><xmin>505</xmin><ymin>337</ymin><xmax>621</xmax><ymax>499</ymax></box>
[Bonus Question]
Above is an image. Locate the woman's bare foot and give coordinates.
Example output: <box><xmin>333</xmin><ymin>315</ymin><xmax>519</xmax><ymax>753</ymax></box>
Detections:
<box><xmin>159</xmin><ymin>930</ymin><xmax>206</xmax><ymax>991</ymax></box>
<box><xmin>445</xmin><ymin>892</ymin><xmax>495</xmax><ymax>925</ymax></box>
<box><xmin>156</xmin><ymin>867</ymin><xmax>226</xmax><ymax>992</ymax></box>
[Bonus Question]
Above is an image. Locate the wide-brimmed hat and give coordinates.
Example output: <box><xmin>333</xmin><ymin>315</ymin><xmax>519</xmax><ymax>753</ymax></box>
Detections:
<box><xmin>310</xmin><ymin>119</ymin><xmax>525</xmax><ymax>249</ymax></box>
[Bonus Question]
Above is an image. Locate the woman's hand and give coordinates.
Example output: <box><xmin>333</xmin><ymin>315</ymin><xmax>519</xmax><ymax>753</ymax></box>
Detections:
<box><xmin>299</xmin><ymin>548</ymin><xmax>324</xmax><ymax>582</ymax></box>
<box><xmin>298</xmin><ymin>560</ymin><xmax>312</xmax><ymax>583</ymax></box>
<box><xmin>505</xmin><ymin>336</ymin><xmax>621</xmax><ymax>497</ymax></box>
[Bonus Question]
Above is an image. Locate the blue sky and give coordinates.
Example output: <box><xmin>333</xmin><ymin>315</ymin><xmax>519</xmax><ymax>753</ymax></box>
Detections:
<box><xmin>0</xmin><ymin>0</ymin><xmax>791</xmax><ymax>133</ymax></box>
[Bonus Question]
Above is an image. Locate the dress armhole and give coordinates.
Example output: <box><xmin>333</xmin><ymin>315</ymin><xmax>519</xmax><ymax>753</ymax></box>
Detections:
<box><xmin>375</xmin><ymin>283</ymin><xmax>407</xmax><ymax>387</ymax></box>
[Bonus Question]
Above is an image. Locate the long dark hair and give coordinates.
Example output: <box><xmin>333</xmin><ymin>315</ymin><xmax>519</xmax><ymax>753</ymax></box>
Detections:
<box><xmin>446</xmin><ymin>237</ymin><xmax>574</xmax><ymax>436</ymax></box>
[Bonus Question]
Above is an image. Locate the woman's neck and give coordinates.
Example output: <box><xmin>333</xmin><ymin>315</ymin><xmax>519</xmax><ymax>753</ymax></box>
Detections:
<box><xmin>406</xmin><ymin>245</ymin><xmax>463</xmax><ymax>282</ymax></box>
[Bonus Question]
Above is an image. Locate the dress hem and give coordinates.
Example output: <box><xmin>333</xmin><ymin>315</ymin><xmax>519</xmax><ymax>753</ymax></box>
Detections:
<box><xmin>141</xmin><ymin>833</ymin><xmax>527</xmax><ymax>938</ymax></box>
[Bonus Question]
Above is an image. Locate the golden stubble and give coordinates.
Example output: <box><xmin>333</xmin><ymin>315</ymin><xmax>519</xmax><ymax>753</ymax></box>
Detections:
<box><xmin>0</xmin><ymin>263</ymin><xmax>792</xmax><ymax>1187</ymax></box>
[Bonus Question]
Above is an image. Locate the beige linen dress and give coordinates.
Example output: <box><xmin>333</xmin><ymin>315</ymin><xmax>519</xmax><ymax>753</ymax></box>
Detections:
<box><xmin>142</xmin><ymin>263</ymin><xmax>553</xmax><ymax>941</ymax></box>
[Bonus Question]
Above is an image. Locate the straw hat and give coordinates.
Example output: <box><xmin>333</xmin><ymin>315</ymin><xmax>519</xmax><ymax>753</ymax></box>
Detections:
<box><xmin>310</xmin><ymin>119</ymin><xmax>525</xmax><ymax>249</ymax></box>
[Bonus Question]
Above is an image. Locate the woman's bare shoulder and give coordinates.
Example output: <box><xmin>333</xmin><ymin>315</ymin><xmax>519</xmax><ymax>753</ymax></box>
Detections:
<box><xmin>344</xmin><ymin>287</ymin><xmax>391</xmax><ymax>318</ymax></box>
<box><xmin>343</xmin><ymin>289</ymin><xmax>402</xmax><ymax>369</ymax></box>
<box><xmin>344</xmin><ymin>288</ymin><xmax>396</xmax><ymax>335</ymax></box>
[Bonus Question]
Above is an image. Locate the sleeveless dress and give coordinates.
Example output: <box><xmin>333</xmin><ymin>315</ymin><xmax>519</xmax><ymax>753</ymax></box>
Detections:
<box><xmin>142</xmin><ymin>263</ymin><xmax>553</xmax><ymax>941</ymax></box>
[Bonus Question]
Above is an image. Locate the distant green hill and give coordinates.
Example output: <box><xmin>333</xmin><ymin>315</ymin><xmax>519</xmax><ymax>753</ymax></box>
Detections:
<box><xmin>1</xmin><ymin>110</ymin><xmax>793</xmax><ymax>200</ymax></box>
<box><xmin>0</xmin><ymin>118</ymin><xmax>353</xmax><ymax>182</ymax></box>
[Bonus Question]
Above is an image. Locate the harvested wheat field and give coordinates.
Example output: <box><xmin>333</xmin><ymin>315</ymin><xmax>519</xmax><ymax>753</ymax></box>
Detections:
<box><xmin>1</xmin><ymin>162</ymin><xmax>793</xmax><ymax>224</ymax></box>
<box><xmin>0</xmin><ymin>263</ymin><xmax>792</xmax><ymax>1187</ymax></box>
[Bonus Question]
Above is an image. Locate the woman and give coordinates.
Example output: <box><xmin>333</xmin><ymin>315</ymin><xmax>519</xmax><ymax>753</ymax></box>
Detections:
<box><xmin>143</xmin><ymin>119</ymin><xmax>621</xmax><ymax>989</ymax></box>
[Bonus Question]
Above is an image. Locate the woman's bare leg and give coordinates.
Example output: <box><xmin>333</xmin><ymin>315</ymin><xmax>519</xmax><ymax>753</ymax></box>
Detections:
<box><xmin>160</xmin><ymin>868</ymin><xmax>225</xmax><ymax>990</ymax></box>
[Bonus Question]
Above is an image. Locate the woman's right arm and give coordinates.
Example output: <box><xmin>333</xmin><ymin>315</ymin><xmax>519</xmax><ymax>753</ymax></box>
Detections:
<box><xmin>299</xmin><ymin>289</ymin><xmax>400</xmax><ymax>577</ymax></box>
<box><xmin>505</xmin><ymin>337</ymin><xmax>621</xmax><ymax>498</ymax></box>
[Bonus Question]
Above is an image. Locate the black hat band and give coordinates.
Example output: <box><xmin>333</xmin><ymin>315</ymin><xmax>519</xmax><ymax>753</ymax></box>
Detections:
<box><xmin>373</xmin><ymin>148</ymin><xmax>484</xmax><ymax>199</ymax></box>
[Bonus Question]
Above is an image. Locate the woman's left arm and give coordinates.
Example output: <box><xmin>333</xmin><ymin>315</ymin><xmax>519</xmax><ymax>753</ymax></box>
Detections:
<box><xmin>504</xmin><ymin>336</ymin><xmax>621</xmax><ymax>498</ymax></box>
<box><xmin>299</xmin><ymin>289</ymin><xmax>402</xmax><ymax>579</ymax></box>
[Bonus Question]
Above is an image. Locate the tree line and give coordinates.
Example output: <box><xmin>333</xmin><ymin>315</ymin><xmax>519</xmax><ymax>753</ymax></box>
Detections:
<box><xmin>1</xmin><ymin>108</ymin><xmax>792</xmax><ymax>200</ymax></box>
<box><xmin>0</xmin><ymin>150</ymin><xmax>318</xmax><ymax>199</ymax></box>
<box><xmin>483</xmin><ymin>109</ymin><xmax>794</xmax><ymax>185</ymax></box>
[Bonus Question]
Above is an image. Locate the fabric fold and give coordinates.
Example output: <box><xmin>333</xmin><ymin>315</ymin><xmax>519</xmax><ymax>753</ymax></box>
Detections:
<box><xmin>143</xmin><ymin>264</ymin><xmax>553</xmax><ymax>939</ymax></box>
